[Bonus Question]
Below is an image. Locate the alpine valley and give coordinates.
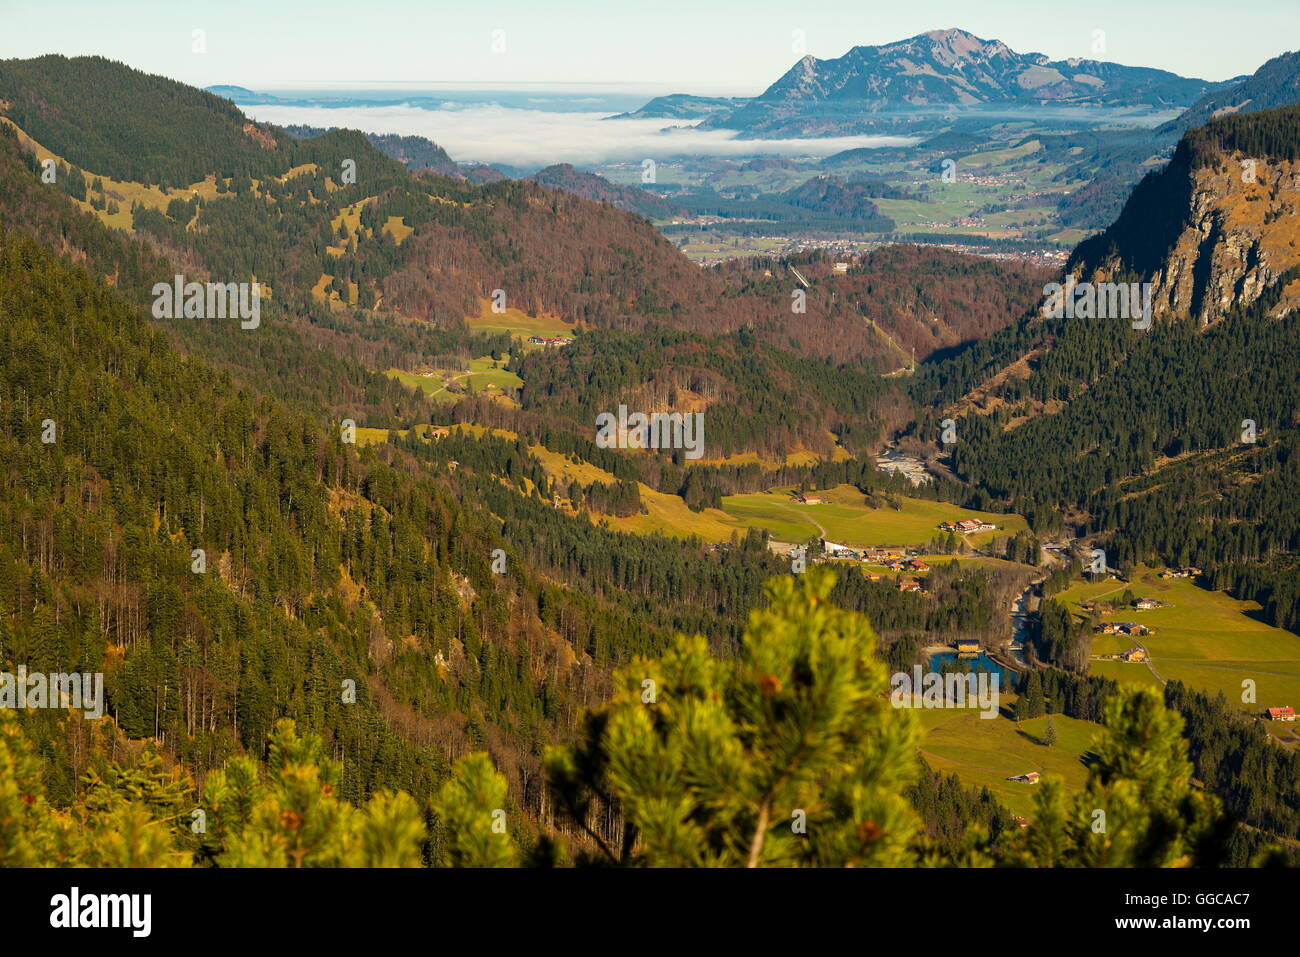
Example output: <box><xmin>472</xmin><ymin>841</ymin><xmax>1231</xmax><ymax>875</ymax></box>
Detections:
<box><xmin>1</xmin><ymin>18</ymin><xmax>1299</xmax><ymax>874</ymax></box>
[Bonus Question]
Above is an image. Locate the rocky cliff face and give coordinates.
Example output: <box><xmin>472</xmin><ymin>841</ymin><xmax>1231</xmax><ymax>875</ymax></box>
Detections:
<box><xmin>1070</xmin><ymin>137</ymin><xmax>1300</xmax><ymax>324</ymax></box>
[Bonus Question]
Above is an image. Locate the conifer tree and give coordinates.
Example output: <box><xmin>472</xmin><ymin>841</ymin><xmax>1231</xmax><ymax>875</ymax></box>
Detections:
<box><xmin>432</xmin><ymin>753</ymin><xmax>518</xmax><ymax>868</ymax></box>
<box><xmin>1003</xmin><ymin>688</ymin><xmax>1228</xmax><ymax>867</ymax></box>
<box><xmin>544</xmin><ymin>568</ymin><xmax>921</xmax><ymax>867</ymax></box>
<box><xmin>1043</xmin><ymin>716</ymin><xmax>1058</xmax><ymax>747</ymax></box>
<box><xmin>204</xmin><ymin>720</ymin><xmax>425</xmax><ymax>867</ymax></box>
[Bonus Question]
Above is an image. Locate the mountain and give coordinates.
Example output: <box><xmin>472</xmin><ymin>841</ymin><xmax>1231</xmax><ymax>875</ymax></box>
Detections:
<box><xmin>684</xmin><ymin>29</ymin><xmax>1229</xmax><ymax>136</ymax></box>
<box><xmin>760</xmin><ymin>30</ymin><xmax>1211</xmax><ymax>106</ymax></box>
<box><xmin>281</xmin><ymin>124</ymin><xmax>465</xmax><ymax>178</ymax></box>
<box><xmin>779</xmin><ymin>174</ymin><xmax>890</xmax><ymax>219</ymax></box>
<box><xmin>0</xmin><ymin>55</ymin><xmax>292</xmax><ymax>185</ymax></box>
<box><xmin>609</xmin><ymin>93</ymin><xmax>747</xmax><ymax>120</ymax></box>
<box><xmin>0</xmin><ymin>53</ymin><xmax>966</xmax><ymax>434</ymax></box>
<box><xmin>1057</xmin><ymin>50</ymin><xmax>1300</xmax><ymax>232</ymax></box>
<box><xmin>1160</xmin><ymin>49</ymin><xmax>1300</xmax><ymax>136</ymax></box>
<box><xmin>358</xmin><ymin>131</ymin><xmax>462</xmax><ymax>177</ymax></box>
<box><xmin>1071</xmin><ymin>104</ymin><xmax>1300</xmax><ymax>324</ymax></box>
<box><xmin>526</xmin><ymin>163</ymin><xmax>684</xmax><ymax>218</ymax></box>
<box><xmin>911</xmin><ymin>105</ymin><xmax>1300</xmax><ymax>645</ymax></box>
<box><xmin>205</xmin><ymin>83</ymin><xmax>287</xmax><ymax>105</ymax></box>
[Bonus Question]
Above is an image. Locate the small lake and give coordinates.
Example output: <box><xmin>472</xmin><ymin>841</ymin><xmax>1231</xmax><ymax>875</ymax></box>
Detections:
<box><xmin>927</xmin><ymin>651</ymin><xmax>1019</xmax><ymax>690</ymax></box>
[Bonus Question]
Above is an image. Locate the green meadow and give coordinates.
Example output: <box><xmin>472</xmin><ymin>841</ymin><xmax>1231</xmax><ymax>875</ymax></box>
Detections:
<box><xmin>917</xmin><ymin>706</ymin><xmax>1098</xmax><ymax>818</ymax></box>
<box><xmin>1057</xmin><ymin>566</ymin><xmax>1300</xmax><ymax>714</ymax></box>
<box><xmin>719</xmin><ymin>485</ymin><xmax>1026</xmax><ymax>547</ymax></box>
<box><xmin>464</xmin><ymin>301</ymin><xmax>576</xmax><ymax>341</ymax></box>
<box><xmin>385</xmin><ymin>357</ymin><xmax>522</xmax><ymax>406</ymax></box>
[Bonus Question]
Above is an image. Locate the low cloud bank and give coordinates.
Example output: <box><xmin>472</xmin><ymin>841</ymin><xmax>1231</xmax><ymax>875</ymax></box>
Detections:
<box><xmin>241</xmin><ymin>102</ymin><xmax>916</xmax><ymax>168</ymax></box>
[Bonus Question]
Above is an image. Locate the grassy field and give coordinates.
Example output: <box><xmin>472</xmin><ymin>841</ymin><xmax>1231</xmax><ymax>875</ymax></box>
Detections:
<box><xmin>465</xmin><ymin>300</ymin><xmax>577</xmax><ymax>340</ymax></box>
<box><xmin>382</xmin><ymin>215</ymin><xmax>413</xmax><ymax>244</ymax></box>
<box><xmin>960</xmin><ymin>139</ymin><xmax>1043</xmax><ymax>167</ymax></box>
<box><xmin>384</xmin><ymin>357</ymin><xmax>522</xmax><ymax>406</ymax></box>
<box><xmin>528</xmin><ymin>445</ymin><xmax>738</xmax><ymax>540</ymax></box>
<box><xmin>678</xmin><ymin>236</ymin><xmax>787</xmax><ymax>263</ymax></box>
<box><xmin>918</xmin><ymin>706</ymin><xmax>1098</xmax><ymax>817</ymax></box>
<box><xmin>2</xmin><ymin>117</ymin><xmax>219</xmax><ymax>233</ymax></box>
<box><xmin>719</xmin><ymin>485</ymin><xmax>1026</xmax><ymax>547</ymax></box>
<box><xmin>1056</xmin><ymin>566</ymin><xmax>1300</xmax><ymax>714</ymax></box>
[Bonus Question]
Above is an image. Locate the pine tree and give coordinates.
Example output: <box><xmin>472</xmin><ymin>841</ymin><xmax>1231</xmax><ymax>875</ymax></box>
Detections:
<box><xmin>432</xmin><ymin>753</ymin><xmax>518</xmax><ymax>868</ymax></box>
<box><xmin>204</xmin><ymin>720</ymin><xmax>425</xmax><ymax>867</ymax></box>
<box><xmin>544</xmin><ymin>568</ymin><xmax>921</xmax><ymax>867</ymax></box>
<box><xmin>1043</xmin><ymin>717</ymin><xmax>1058</xmax><ymax>747</ymax></box>
<box><xmin>1024</xmin><ymin>671</ymin><xmax>1046</xmax><ymax>719</ymax></box>
<box><xmin>1003</xmin><ymin>688</ymin><xmax>1228</xmax><ymax>867</ymax></box>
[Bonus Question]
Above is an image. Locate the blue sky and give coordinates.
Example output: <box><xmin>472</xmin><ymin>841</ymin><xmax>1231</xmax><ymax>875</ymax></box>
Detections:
<box><xmin>1</xmin><ymin>0</ymin><xmax>1294</xmax><ymax>92</ymax></box>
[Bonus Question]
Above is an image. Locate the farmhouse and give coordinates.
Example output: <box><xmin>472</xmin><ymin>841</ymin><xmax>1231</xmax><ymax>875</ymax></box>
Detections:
<box><xmin>1134</xmin><ymin>598</ymin><xmax>1164</xmax><ymax>610</ymax></box>
<box><xmin>526</xmin><ymin>335</ymin><xmax>570</xmax><ymax>347</ymax></box>
<box><xmin>1267</xmin><ymin>706</ymin><xmax>1296</xmax><ymax>721</ymax></box>
<box><xmin>1008</xmin><ymin>772</ymin><xmax>1040</xmax><ymax>784</ymax></box>
<box><xmin>909</xmin><ymin>559</ymin><xmax>930</xmax><ymax>571</ymax></box>
<box><xmin>1121</xmin><ymin>648</ymin><xmax>1147</xmax><ymax>663</ymax></box>
<box><xmin>796</xmin><ymin>493</ymin><xmax>828</xmax><ymax>505</ymax></box>
<box><xmin>940</xmin><ymin>518</ymin><xmax>996</xmax><ymax>535</ymax></box>
<box><xmin>1101</xmin><ymin>622</ymin><xmax>1148</xmax><ymax>637</ymax></box>
<box><xmin>898</xmin><ymin>578</ymin><xmax>922</xmax><ymax>593</ymax></box>
<box><xmin>430</xmin><ymin>427</ymin><xmax>450</xmax><ymax>439</ymax></box>
<box><xmin>863</xmin><ymin>548</ymin><xmax>903</xmax><ymax>562</ymax></box>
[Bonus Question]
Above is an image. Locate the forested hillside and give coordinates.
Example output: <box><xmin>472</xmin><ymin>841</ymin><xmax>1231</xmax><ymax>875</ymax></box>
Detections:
<box><xmin>916</xmin><ymin>105</ymin><xmax>1300</xmax><ymax>636</ymax></box>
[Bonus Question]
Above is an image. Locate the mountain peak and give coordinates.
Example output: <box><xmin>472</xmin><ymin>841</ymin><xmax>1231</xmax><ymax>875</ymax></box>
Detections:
<box><xmin>920</xmin><ymin>27</ymin><xmax>995</xmax><ymax>50</ymax></box>
<box><xmin>747</xmin><ymin>28</ymin><xmax>1224</xmax><ymax>120</ymax></box>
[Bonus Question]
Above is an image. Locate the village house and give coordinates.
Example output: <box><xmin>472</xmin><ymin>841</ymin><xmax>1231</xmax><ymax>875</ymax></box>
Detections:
<box><xmin>1267</xmin><ymin>706</ymin><xmax>1296</xmax><ymax>721</ymax></box>
<box><xmin>1101</xmin><ymin>622</ymin><xmax>1148</xmax><ymax>637</ymax></box>
<box><xmin>898</xmin><ymin>578</ymin><xmax>922</xmax><ymax>593</ymax></box>
<box><xmin>909</xmin><ymin>558</ymin><xmax>929</xmax><ymax>571</ymax></box>
<box><xmin>796</xmin><ymin>492</ymin><xmax>828</xmax><ymax>505</ymax></box>
<box><xmin>1121</xmin><ymin>648</ymin><xmax>1147</xmax><ymax>663</ymax></box>
<box><xmin>939</xmin><ymin>518</ymin><xmax>996</xmax><ymax>535</ymax></box>
<box><xmin>430</xmin><ymin>427</ymin><xmax>450</xmax><ymax>439</ymax></box>
<box><xmin>822</xmin><ymin>540</ymin><xmax>858</xmax><ymax>559</ymax></box>
<box><xmin>526</xmin><ymin>335</ymin><xmax>570</xmax><ymax>347</ymax></box>
<box><xmin>1134</xmin><ymin>598</ymin><xmax>1163</xmax><ymax>610</ymax></box>
<box><xmin>868</xmin><ymin>548</ymin><xmax>904</xmax><ymax>560</ymax></box>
